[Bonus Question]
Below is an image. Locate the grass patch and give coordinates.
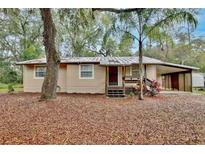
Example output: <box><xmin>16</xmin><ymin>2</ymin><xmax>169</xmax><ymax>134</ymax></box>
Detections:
<box><xmin>0</xmin><ymin>83</ymin><xmax>7</xmax><ymax>89</ymax></box>
<box><xmin>0</xmin><ymin>83</ymin><xmax>23</xmax><ymax>93</ymax></box>
<box><xmin>193</xmin><ymin>88</ymin><xmax>205</xmax><ymax>96</ymax></box>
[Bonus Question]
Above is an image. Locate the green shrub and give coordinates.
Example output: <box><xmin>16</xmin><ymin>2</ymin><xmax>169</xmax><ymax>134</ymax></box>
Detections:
<box><xmin>0</xmin><ymin>61</ymin><xmax>22</xmax><ymax>84</ymax></box>
<box><xmin>8</xmin><ymin>84</ymin><xmax>15</xmax><ymax>93</ymax></box>
<box><xmin>198</xmin><ymin>88</ymin><xmax>205</xmax><ymax>91</ymax></box>
<box><xmin>0</xmin><ymin>69</ymin><xmax>21</xmax><ymax>84</ymax></box>
<box><xmin>128</xmin><ymin>91</ymin><xmax>135</xmax><ymax>97</ymax></box>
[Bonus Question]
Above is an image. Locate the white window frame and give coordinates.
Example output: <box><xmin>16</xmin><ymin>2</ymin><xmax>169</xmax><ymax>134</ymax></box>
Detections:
<box><xmin>79</xmin><ymin>64</ymin><xmax>94</xmax><ymax>79</ymax></box>
<box><xmin>34</xmin><ymin>65</ymin><xmax>46</xmax><ymax>79</ymax></box>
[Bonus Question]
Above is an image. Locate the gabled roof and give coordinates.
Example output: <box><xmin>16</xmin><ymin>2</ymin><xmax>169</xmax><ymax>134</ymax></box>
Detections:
<box><xmin>16</xmin><ymin>56</ymin><xmax>199</xmax><ymax>70</ymax></box>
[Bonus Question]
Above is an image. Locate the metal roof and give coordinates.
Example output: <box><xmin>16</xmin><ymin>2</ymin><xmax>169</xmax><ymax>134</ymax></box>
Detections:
<box><xmin>160</xmin><ymin>62</ymin><xmax>199</xmax><ymax>70</ymax></box>
<box><xmin>16</xmin><ymin>56</ymin><xmax>199</xmax><ymax>70</ymax></box>
<box><xmin>16</xmin><ymin>58</ymin><xmax>46</xmax><ymax>65</ymax></box>
<box><xmin>100</xmin><ymin>56</ymin><xmax>163</xmax><ymax>65</ymax></box>
<box><xmin>61</xmin><ymin>57</ymin><xmax>101</xmax><ymax>63</ymax></box>
<box><xmin>16</xmin><ymin>57</ymin><xmax>101</xmax><ymax>65</ymax></box>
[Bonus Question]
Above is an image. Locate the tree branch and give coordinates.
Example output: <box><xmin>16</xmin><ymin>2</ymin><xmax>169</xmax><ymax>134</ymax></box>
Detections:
<box><xmin>92</xmin><ymin>8</ymin><xmax>140</xmax><ymax>14</ymax></box>
<box><xmin>142</xmin><ymin>11</ymin><xmax>197</xmax><ymax>41</ymax></box>
<box><xmin>116</xmin><ymin>27</ymin><xmax>139</xmax><ymax>41</ymax></box>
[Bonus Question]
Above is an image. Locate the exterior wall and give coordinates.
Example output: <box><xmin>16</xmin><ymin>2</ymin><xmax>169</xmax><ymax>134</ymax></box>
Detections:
<box><xmin>66</xmin><ymin>64</ymin><xmax>106</xmax><ymax>94</ymax></box>
<box><xmin>23</xmin><ymin>65</ymin><xmax>44</xmax><ymax>92</ymax></box>
<box><xmin>58</xmin><ymin>64</ymin><xmax>67</xmax><ymax>92</ymax></box>
<box><xmin>146</xmin><ymin>65</ymin><xmax>157</xmax><ymax>80</ymax></box>
<box><xmin>23</xmin><ymin>64</ymin><xmax>67</xmax><ymax>92</ymax></box>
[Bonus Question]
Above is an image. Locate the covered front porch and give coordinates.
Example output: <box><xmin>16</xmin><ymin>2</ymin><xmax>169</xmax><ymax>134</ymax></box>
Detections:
<box><xmin>104</xmin><ymin>65</ymin><xmax>150</xmax><ymax>96</ymax></box>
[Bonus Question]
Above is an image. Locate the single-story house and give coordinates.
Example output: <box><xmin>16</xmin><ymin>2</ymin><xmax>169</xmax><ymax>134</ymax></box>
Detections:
<box><xmin>16</xmin><ymin>56</ymin><xmax>199</xmax><ymax>96</ymax></box>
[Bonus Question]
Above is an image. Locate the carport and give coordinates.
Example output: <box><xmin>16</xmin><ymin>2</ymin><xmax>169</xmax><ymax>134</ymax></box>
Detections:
<box><xmin>156</xmin><ymin>63</ymin><xmax>199</xmax><ymax>92</ymax></box>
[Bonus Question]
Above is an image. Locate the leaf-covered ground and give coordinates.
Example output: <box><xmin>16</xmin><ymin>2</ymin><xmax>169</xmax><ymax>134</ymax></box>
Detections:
<box><xmin>0</xmin><ymin>93</ymin><xmax>205</xmax><ymax>144</ymax></box>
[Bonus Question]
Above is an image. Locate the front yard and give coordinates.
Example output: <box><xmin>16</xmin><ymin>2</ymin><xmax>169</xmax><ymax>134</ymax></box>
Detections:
<box><xmin>0</xmin><ymin>93</ymin><xmax>205</xmax><ymax>144</ymax></box>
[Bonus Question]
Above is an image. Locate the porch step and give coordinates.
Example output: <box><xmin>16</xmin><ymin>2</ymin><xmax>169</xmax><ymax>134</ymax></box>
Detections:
<box><xmin>107</xmin><ymin>89</ymin><xmax>125</xmax><ymax>97</ymax></box>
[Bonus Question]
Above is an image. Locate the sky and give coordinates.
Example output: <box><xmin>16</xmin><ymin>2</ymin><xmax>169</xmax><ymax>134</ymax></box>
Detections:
<box><xmin>194</xmin><ymin>9</ymin><xmax>205</xmax><ymax>37</ymax></box>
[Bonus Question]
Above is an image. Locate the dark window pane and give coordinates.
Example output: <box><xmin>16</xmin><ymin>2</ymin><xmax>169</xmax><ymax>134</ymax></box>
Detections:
<box><xmin>35</xmin><ymin>66</ymin><xmax>46</xmax><ymax>77</ymax></box>
<box><xmin>81</xmin><ymin>71</ymin><xmax>92</xmax><ymax>78</ymax></box>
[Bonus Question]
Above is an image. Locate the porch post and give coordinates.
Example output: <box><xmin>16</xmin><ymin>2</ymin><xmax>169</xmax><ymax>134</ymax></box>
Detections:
<box><xmin>122</xmin><ymin>66</ymin><xmax>125</xmax><ymax>93</ymax></box>
<box><xmin>105</xmin><ymin>66</ymin><xmax>109</xmax><ymax>95</ymax></box>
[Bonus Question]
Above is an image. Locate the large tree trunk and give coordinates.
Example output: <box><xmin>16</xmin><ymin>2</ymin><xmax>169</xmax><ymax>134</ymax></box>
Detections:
<box><xmin>138</xmin><ymin>39</ymin><xmax>144</xmax><ymax>100</ymax></box>
<box><xmin>40</xmin><ymin>8</ymin><xmax>60</xmax><ymax>100</ymax></box>
<box><xmin>138</xmin><ymin>11</ymin><xmax>144</xmax><ymax>100</ymax></box>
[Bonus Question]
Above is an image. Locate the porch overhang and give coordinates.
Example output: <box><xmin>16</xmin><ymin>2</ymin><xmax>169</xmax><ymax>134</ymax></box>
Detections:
<box><xmin>156</xmin><ymin>64</ymin><xmax>192</xmax><ymax>75</ymax></box>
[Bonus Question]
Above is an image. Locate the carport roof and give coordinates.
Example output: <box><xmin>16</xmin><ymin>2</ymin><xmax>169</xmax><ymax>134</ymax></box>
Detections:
<box><xmin>16</xmin><ymin>56</ymin><xmax>199</xmax><ymax>70</ymax></box>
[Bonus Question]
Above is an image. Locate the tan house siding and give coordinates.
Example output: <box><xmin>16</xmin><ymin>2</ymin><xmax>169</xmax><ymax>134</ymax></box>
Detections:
<box><xmin>23</xmin><ymin>65</ymin><xmax>44</xmax><ymax>92</ymax></box>
<box><xmin>146</xmin><ymin>65</ymin><xmax>157</xmax><ymax>80</ymax></box>
<box><xmin>23</xmin><ymin>64</ymin><xmax>67</xmax><ymax>92</ymax></box>
<box><xmin>57</xmin><ymin>64</ymin><xmax>67</xmax><ymax>92</ymax></box>
<box><xmin>66</xmin><ymin>64</ymin><xmax>106</xmax><ymax>94</ymax></box>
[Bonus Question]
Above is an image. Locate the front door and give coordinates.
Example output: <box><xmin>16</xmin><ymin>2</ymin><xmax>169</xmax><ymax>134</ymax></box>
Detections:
<box><xmin>109</xmin><ymin>66</ymin><xmax>118</xmax><ymax>86</ymax></box>
<box><xmin>171</xmin><ymin>74</ymin><xmax>179</xmax><ymax>90</ymax></box>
